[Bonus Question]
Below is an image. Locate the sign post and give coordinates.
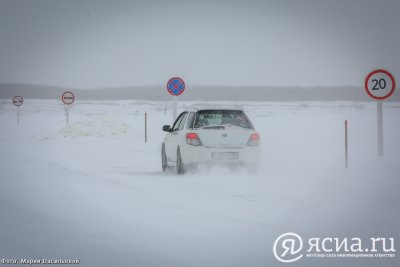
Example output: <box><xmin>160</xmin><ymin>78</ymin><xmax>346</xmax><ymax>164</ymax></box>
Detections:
<box><xmin>345</xmin><ymin>120</ymin><xmax>348</xmax><ymax>169</ymax></box>
<box><xmin>61</xmin><ymin>91</ymin><xmax>76</xmax><ymax>127</ymax></box>
<box><xmin>12</xmin><ymin>96</ymin><xmax>23</xmax><ymax>125</ymax></box>
<box><xmin>377</xmin><ymin>101</ymin><xmax>383</xmax><ymax>156</ymax></box>
<box><xmin>364</xmin><ymin>69</ymin><xmax>396</xmax><ymax>157</ymax></box>
<box><xmin>145</xmin><ymin>113</ymin><xmax>147</xmax><ymax>143</ymax></box>
<box><xmin>173</xmin><ymin>97</ymin><xmax>177</xmax><ymax>120</ymax></box>
<box><xmin>167</xmin><ymin>77</ymin><xmax>185</xmax><ymax>121</ymax></box>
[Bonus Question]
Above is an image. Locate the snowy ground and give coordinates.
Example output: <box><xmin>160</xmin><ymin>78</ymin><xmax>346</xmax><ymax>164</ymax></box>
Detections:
<box><xmin>0</xmin><ymin>99</ymin><xmax>399</xmax><ymax>267</ymax></box>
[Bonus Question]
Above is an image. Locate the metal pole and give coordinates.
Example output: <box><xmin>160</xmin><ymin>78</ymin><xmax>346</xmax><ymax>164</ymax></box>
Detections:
<box><xmin>65</xmin><ymin>105</ymin><xmax>69</xmax><ymax>127</ymax></box>
<box><xmin>17</xmin><ymin>106</ymin><xmax>20</xmax><ymax>125</ymax></box>
<box><xmin>345</xmin><ymin>120</ymin><xmax>348</xmax><ymax>169</ymax></box>
<box><xmin>173</xmin><ymin>96</ymin><xmax>177</xmax><ymax>121</ymax></box>
<box><xmin>145</xmin><ymin>113</ymin><xmax>147</xmax><ymax>143</ymax></box>
<box><xmin>377</xmin><ymin>101</ymin><xmax>384</xmax><ymax>156</ymax></box>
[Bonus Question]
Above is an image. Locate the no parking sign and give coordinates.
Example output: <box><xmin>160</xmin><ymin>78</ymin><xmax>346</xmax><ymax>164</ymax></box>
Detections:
<box><xmin>167</xmin><ymin>77</ymin><xmax>185</xmax><ymax>96</ymax></box>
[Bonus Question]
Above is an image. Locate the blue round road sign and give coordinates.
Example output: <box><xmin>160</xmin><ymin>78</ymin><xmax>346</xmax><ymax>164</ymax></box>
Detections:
<box><xmin>167</xmin><ymin>77</ymin><xmax>185</xmax><ymax>96</ymax></box>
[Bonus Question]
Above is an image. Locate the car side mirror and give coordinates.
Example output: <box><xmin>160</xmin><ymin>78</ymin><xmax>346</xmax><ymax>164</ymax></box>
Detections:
<box><xmin>162</xmin><ymin>125</ymin><xmax>171</xmax><ymax>132</ymax></box>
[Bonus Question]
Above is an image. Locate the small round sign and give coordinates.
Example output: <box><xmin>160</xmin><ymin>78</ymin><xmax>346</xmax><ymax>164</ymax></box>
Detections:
<box><xmin>61</xmin><ymin>91</ymin><xmax>75</xmax><ymax>105</ymax></box>
<box><xmin>167</xmin><ymin>77</ymin><xmax>185</xmax><ymax>96</ymax></box>
<box><xmin>13</xmin><ymin>96</ymin><xmax>23</xmax><ymax>106</ymax></box>
<box><xmin>365</xmin><ymin>69</ymin><xmax>396</xmax><ymax>100</ymax></box>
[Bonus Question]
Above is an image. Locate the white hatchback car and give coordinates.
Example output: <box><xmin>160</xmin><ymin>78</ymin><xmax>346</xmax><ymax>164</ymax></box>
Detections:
<box><xmin>161</xmin><ymin>107</ymin><xmax>260</xmax><ymax>174</ymax></box>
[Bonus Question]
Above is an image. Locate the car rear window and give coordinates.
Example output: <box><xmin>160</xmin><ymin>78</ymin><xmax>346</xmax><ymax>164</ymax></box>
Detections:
<box><xmin>193</xmin><ymin>110</ymin><xmax>253</xmax><ymax>129</ymax></box>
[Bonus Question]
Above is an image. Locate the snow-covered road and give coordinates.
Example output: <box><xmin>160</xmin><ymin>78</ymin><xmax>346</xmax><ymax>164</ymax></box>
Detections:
<box><xmin>1</xmin><ymin>100</ymin><xmax>399</xmax><ymax>267</ymax></box>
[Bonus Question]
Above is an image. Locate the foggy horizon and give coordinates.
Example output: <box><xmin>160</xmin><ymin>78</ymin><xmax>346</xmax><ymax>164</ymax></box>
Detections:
<box><xmin>1</xmin><ymin>0</ymin><xmax>399</xmax><ymax>89</ymax></box>
<box><xmin>0</xmin><ymin>81</ymin><xmax>366</xmax><ymax>90</ymax></box>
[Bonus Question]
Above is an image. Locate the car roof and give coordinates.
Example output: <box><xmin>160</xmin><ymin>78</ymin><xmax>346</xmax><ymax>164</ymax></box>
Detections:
<box><xmin>184</xmin><ymin>104</ymin><xmax>245</xmax><ymax>112</ymax></box>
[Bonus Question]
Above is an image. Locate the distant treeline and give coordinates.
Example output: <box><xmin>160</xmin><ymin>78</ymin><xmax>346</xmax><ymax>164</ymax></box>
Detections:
<box><xmin>1</xmin><ymin>83</ymin><xmax>399</xmax><ymax>101</ymax></box>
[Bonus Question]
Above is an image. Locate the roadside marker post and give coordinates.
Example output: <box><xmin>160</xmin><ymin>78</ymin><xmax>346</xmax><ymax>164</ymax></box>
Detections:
<box><xmin>61</xmin><ymin>91</ymin><xmax>75</xmax><ymax>127</ymax></box>
<box><xmin>12</xmin><ymin>96</ymin><xmax>23</xmax><ymax>125</ymax></box>
<box><xmin>364</xmin><ymin>69</ymin><xmax>396</xmax><ymax>157</ymax></box>
<box><xmin>167</xmin><ymin>77</ymin><xmax>185</xmax><ymax>121</ymax></box>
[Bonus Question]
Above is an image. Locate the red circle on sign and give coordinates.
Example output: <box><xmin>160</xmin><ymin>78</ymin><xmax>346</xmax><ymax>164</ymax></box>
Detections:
<box><xmin>61</xmin><ymin>91</ymin><xmax>75</xmax><ymax>105</ymax></box>
<box><xmin>13</xmin><ymin>96</ymin><xmax>23</xmax><ymax>106</ymax></box>
<box><xmin>167</xmin><ymin>77</ymin><xmax>185</xmax><ymax>96</ymax></box>
<box><xmin>364</xmin><ymin>69</ymin><xmax>396</xmax><ymax>100</ymax></box>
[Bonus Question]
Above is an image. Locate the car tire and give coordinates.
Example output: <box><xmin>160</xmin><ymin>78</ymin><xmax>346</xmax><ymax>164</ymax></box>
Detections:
<box><xmin>161</xmin><ymin>144</ymin><xmax>168</xmax><ymax>172</ymax></box>
<box><xmin>176</xmin><ymin>147</ymin><xmax>185</xmax><ymax>175</ymax></box>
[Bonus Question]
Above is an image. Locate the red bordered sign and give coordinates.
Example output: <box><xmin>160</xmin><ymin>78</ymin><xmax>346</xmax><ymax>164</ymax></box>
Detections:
<box><xmin>13</xmin><ymin>96</ymin><xmax>23</xmax><ymax>106</ymax></box>
<box><xmin>167</xmin><ymin>77</ymin><xmax>185</xmax><ymax>96</ymax></box>
<box><xmin>61</xmin><ymin>91</ymin><xmax>75</xmax><ymax>105</ymax></box>
<box><xmin>365</xmin><ymin>69</ymin><xmax>396</xmax><ymax>100</ymax></box>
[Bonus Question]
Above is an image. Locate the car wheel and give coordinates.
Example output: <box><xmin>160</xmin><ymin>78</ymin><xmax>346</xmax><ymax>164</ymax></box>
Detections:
<box><xmin>176</xmin><ymin>147</ymin><xmax>185</xmax><ymax>175</ymax></box>
<box><xmin>161</xmin><ymin>144</ymin><xmax>168</xmax><ymax>172</ymax></box>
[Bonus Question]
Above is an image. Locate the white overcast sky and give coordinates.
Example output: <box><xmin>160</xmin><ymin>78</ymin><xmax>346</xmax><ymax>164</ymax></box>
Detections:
<box><xmin>0</xmin><ymin>0</ymin><xmax>399</xmax><ymax>88</ymax></box>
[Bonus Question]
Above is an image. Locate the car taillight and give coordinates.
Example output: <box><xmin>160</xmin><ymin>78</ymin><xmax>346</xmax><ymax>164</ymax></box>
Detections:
<box><xmin>247</xmin><ymin>133</ymin><xmax>260</xmax><ymax>146</ymax></box>
<box><xmin>186</xmin><ymin>133</ymin><xmax>203</xmax><ymax>146</ymax></box>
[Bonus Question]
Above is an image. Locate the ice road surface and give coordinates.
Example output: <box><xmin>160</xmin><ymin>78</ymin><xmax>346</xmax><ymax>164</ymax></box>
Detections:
<box><xmin>0</xmin><ymin>100</ymin><xmax>399</xmax><ymax>267</ymax></box>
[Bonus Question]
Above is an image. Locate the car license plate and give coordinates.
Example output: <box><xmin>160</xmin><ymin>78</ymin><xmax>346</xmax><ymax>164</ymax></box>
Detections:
<box><xmin>212</xmin><ymin>152</ymin><xmax>239</xmax><ymax>160</ymax></box>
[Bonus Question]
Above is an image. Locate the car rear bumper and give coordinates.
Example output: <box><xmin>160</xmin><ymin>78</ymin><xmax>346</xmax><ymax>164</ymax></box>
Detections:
<box><xmin>180</xmin><ymin>145</ymin><xmax>260</xmax><ymax>165</ymax></box>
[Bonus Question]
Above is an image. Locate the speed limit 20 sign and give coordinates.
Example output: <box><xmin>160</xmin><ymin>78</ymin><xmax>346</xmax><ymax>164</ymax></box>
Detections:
<box><xmin>365</xmin><ymin>69</ymin><xmax>396</xmax><ymax>100</ymax></box>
